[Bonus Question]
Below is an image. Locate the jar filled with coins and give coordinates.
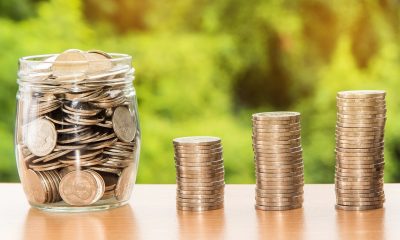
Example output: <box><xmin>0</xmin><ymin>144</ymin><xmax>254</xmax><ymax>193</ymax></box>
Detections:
<box><xmin>15</xmin><ymin>49</ymin><xmax>140</xmax><ymax>212</ymax></box>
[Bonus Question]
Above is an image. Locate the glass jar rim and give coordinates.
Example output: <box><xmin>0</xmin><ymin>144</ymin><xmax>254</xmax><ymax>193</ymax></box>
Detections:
<box><xmin>19</xmin><ymin>53</ymin><xmax>132</xmax><ymax>64</ymax></box>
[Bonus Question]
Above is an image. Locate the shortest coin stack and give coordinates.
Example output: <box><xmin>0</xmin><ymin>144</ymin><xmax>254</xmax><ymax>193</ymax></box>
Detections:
<box><xmin>173</xmin><ymin>136</ymin><xmax>225</xmax><ymax>212</ymax></box>
<box><xmin>252</xmin><ymin>112</ymin><xmax>304</xmax><ymax>211</ymax></box>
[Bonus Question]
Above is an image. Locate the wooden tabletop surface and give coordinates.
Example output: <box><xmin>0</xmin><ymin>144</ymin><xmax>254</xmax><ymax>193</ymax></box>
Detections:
<box><xmin>1</xmin><ymin>183</ymin><xmax>399</xmax><ymax>240</ymax></box>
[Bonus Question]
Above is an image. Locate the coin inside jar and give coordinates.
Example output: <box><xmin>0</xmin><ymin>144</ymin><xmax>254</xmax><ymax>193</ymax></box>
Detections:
<box><xmin>112</xmin><ymin>106</ymin><xmax>137</xmax><ymax>142</ymax></box>
<box><xmin>59</xmin><ymin>170</ymin><xmax>105</xmax><ymax>206</ymax></box>
<box><xmin>26</xmin><ymin>118</ymin><xmax>57</xmax><ymax>157</ymax></box>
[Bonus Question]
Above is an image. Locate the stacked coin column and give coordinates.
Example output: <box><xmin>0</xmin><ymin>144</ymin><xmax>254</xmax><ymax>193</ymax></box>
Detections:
<box><xmin>335</xmin><ymin>90</ymin><xmax>386</xmax><ymax>211</ymax></box>
<box><xmin>173</xmin><ymin>136</ymin><xmax>225</xmax><ymax>211</ymax></box>
<box><xmin>252</xmin><ymin>112</ymin><xmax>304</xmax><ymax>211</ymax></box>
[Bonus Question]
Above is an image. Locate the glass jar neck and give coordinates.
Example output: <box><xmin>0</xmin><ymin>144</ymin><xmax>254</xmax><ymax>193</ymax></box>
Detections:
<box><xmin>18</xmin><ymin>53</ymin><xmax>134</xmax><ymax>94</ymax></box>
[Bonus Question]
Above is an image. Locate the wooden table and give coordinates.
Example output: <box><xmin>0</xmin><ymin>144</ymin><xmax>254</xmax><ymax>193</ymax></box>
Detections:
<box><xmin>1</xmin><ymin>184</ymin><xmax>399</xmax><ymax>240</ymax></box>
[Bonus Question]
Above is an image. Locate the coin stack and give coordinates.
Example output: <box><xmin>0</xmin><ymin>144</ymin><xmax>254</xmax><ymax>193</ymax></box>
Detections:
<box><xmin>335</xmin><ymin>90</ymin><xmax>386</xmax><ymax>211</ymax></box>
<box><xmin>17</xmin><ymin>49</ymin><xmax>139</xmax><ymax>207</ymax></box>
<box><xmin>252</xmin><ymin>112</ymin><xmax>304</xmax><ymax>211</ymax></box>
<box><xmin>173</xmin><ymin>136</ymin><xmax>225</xmax><ymax>211</ymax></box>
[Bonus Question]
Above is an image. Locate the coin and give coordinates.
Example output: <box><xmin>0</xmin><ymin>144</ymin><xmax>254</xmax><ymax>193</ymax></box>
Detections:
<box><xmin>173</xmin><ymin>136</ymin><xmax>221</xmax><ymax>146</ymax></box>
<box><xmin>85</xmin><ymin>51</ymin><xmax>112</xmax><ymax>73</ymax></box>
<box><xmin>26</xmin><ymin>118</ymin><xmax>57</xmax><ymax>157</ymax></box>
<box><xmin>175</xmin><ymin>145</ymin><xmax>223</xmax><ymax>152</ymax></box>
<box><xmin>52</xmin><ymin>49</ymin><xmax>88</xmax><ymax>76</ymax></box>
<box><xmin>23</xmin><ymin>170</ymin><xmax>47</xmax><ymax>204</ymax></box>
<box><xmin>252</xmin><ymin>112</ymin><xmax>300</xmax><ymax>120</ymax></box>
<box><xmin>115</xmin><ymin>165</ymin><xmax>135</xmax><ymax>201</ymax></box>
<box><xmin>112</xmin><ymin>106</ymin><xmax>136</xmax><ymax>142</ymax></box>
<box><xmin>255</xmin><ymin>203</ymin><xmax>302</xmax><ymax>211</ymax></box>
<box><xmin>176</xmin><ymin>204</ymin><xmax>223</xmax><ymax>212</ymax></box>
<box><xmin>337</xmin><ymin>90</ymin><xmax>386</xmax><ymax>99</ymax></box>
<box><xmin>59</xmin><ymin>170</ymin><xmax>105</xmax><ymax>206</ymax></box>
<box><xmin>335</xmin><ymin>204</ymin><xmax>383</xmax><ymax>211</ymax></box>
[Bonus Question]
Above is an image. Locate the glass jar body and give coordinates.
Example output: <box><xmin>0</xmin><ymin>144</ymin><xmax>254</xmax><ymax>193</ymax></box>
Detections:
<box><xmin>15</xmin><ymin>52</ymin><xmax>140</xmax><ymax>212</ymax></box>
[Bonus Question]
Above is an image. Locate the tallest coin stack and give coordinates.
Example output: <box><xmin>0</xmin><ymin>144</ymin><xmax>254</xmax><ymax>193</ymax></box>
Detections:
<box><xmin>335</xmin><ymin>90</ymin><xmax>386</xmax><ymax>211</ymax></box>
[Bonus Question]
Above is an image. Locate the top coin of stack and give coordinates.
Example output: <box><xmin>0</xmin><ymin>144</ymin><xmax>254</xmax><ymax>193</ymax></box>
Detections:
<box><xmin>252</xmin><ymin>112</ymin><xmax>304</xmax><ymax>211</ymax></box>
<box><xmin>335</xmin><ymin>90</ymin><xmax>386</xmax><ymax>211</ymax></box>
<box><xmin>173</xmin><ymin>136</ymin><xmax>224</xmax><ymax>212</ymax></box>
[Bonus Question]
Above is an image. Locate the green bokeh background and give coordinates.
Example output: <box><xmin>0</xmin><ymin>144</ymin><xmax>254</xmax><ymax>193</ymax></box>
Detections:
<box><xmin>1</xmin><ymin>0</ymin><xmax>400</xmax><ymax>183</ymax></box>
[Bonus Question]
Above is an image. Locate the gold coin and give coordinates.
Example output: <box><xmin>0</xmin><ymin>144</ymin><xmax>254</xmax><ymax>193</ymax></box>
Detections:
<box><xmin>335</xmin><ymin>184</ymin><xmax>383</xmax><ymax>192</ymax></box>
<box><xmin>252</xmin><ymin>112</ymin><xmax>300</xmax><ymax>121</ymax></box>
<box><xmin>177</xmin><ymin>180</ymin><xmax>224</xmax><ymax>187</ymax></box>
<box><xmin>173</xmin><ymin>136</ymin><xmax>221</xmax><ymax>146</ymax></box>
<box><xmin>257</xmin><ymin>174</ymin><xmax>304</xmax><ymax>182</ymax></box>
<box><xmin>176</xmin><ymin>176</ymin><xmax>223</xmax><ymax>183</ymax></box>
<box><xmin>177</xmin><ymin>190</ymin><xmax>223</xmax><ymax>198</ymax></box>
<box><xmin>336</xmin><ymin>195</ymin><xmax>384</xmax><ymax>202</ymax></box>
<box><xmin>337</xmin><ymin>90</ymin><xmax>386</xmax><ymax>99</ymax></box>
<box><xmin>256</xmin><ymin>188</ymin><xmax>303</xmax><ymax>195</ymax></box>
<box><xmin>255</xmin><ymin>203</ymin><xmax>302</xmax><ymax>211</ymax></box>
<box><xmin>26</xmin><ymin>118</ymin><xmax>57</xmax><ymax>157</ymax></box>
<box><xmin>85</xmin><ymin>50</ymin><xmax>112</xmax><ymax>73</ymax></box>
<box><xmin>335</xmin><ymin>204</ymin><xmax>383</xmax><ymax>211</ymax></box>
<box><xmin>174</xmin><ymin>143</ymin><xmax>221</xmax><ymax>150</ymax></box>
<box><xmin>336</xmin><ymin>191</ymin><xmax>384</xmax><ymax>198</ymax></box>
<box><xmin>177</xmin><ymin>188</ymin><xmax>224</xmax><ymax>195</ymax></box>
<box><xmin>177</xmin><ymin>183</ymin><xmax>225</xmax><ymax>191</ymax></box>
<box><xmin>112</xmin><ymin>106</ymin><xmax>137</xmax><ymax>142</ymax></box>
<box><xmin>335</xmin><ymin>187</ymin><xmax>383</xmax><ymax>195</ymax></box>
<box><xmin>336</xmin><ymin>116</ymin><xmax>386</xmax><ymax>123</ymax></box>
<box><xmin>115</xmin><ymin>165</ymin><xmax>136</xmax><ymax>201</ymax></box>
<box><xmin>335</xmin><ymin>146</ymin><xmax>383</xmax><ymax>153</ymax></box>
<box><xmin>59</xmin><ymin>170</ymin><xmax>105</xmax><ymax>206</ymax></box>
<box><xmin>255</xmin><ymin>195</ymin><xmax>303</xmax><ymax>203</ymax></box>
<box><xmin>256</xmin><ymin>183</ymin><xmax>303</xmax><ymax>190</ymax></box>
<box><xmin>254</xmin><ymin>146</ymin><xmax>302</xmax><ymax>154</ymax></box>
<box><xmin>336</xmin><ymin>162</ymin><xmax>384</xmax><ymax>169</ymax></box>
<box><xmin>252</xmin><ymin>118</ymin><xmax>300</xmax><ymax>125</ymax></box>
<box><xmin>336</xmin><ymin>96</ymin><xmax>385</xmax><ymax>102</ymax></box>
<box><xmin>52</xmin><ymin>49</ymin><xmax>89</xmax><ymax>76</ymax></box>
<box><xmin>177</xmin><ymin>200</ymin><xmax>224</xmax><ymax>208</ymax></box>
<box><xmin>336</xmin><ymin>101</ymin><xmax>385</xmax><ymax>107</ymax></box>
<box><xmin>337</xmin><ymin>113</ymin><xmax>386</xmax><ymax>120</ymax></box>
<box><xmin>252</xmin><ymin>126</ymin><xmax>301</xmax><ymax>133</ymax></box>
<box><xmin>174</xmin><ymin>147</ymin><xmax>223</xmax><ymax>154</ymax></box>
<box><xmin>23</xmin><ymin>169</ymin><xmax>47</xmax><ymax>204</ymax></box>
<box><xmin>175</xmin><ymin>152</ymin><xmax>223</xmax><ymax>159</ymax></box>
<box><xmin>177</xmin><ymin>196</ymin><xmax>223</xmax><ymax>203</ymax></box>
<box><xmin>253</xmin><ymin>130</ymin><xmax>301</xmax><ymax>138</ymax></box>
<box><xmin>336</xmin><ymin>199</ymin><xmax>384</xmax><ymax>206</ymax></box>
<box><xmin>175</xmin><ymin>159</ymin><xmax>224</xmax><ymax>167</ymax></box>
<box><xmin>176</xmin><ymin>204</ymin><xmax>223</xmax><ymax>212</ymax></box>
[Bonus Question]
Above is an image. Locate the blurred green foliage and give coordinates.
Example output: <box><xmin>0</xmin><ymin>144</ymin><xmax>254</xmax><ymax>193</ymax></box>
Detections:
<box><xmin>0</xmin><ymin>0</ymin><xmax>400</xmax><ymax>183</ymax></box>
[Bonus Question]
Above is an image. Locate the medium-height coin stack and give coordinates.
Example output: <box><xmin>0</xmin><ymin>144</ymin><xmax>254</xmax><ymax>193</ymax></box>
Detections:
<box><xmin>173</xmin><ymin>136</ymin><xmax>225</xmax><ymax>211</ymax></box>
<box><xmin>252</xmin><ymin>112</ymin><xmax>304</xmax><ymax>211</ymax></box>
<box><xmin>17</xmin><ymin>49</ymin><xmax>139</xmax><ymax>206</ymax></box>
<box><xmin>335</xmin><ymin>90</ymin><xmax>386</xmax><ymax>211</ymax></box>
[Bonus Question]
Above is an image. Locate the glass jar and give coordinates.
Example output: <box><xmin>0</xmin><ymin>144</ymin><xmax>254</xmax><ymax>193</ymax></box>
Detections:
<box><xmin>15</xmin><ymin>49</ymin><xmax>140</xmax><ymax>212</ymax></box>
